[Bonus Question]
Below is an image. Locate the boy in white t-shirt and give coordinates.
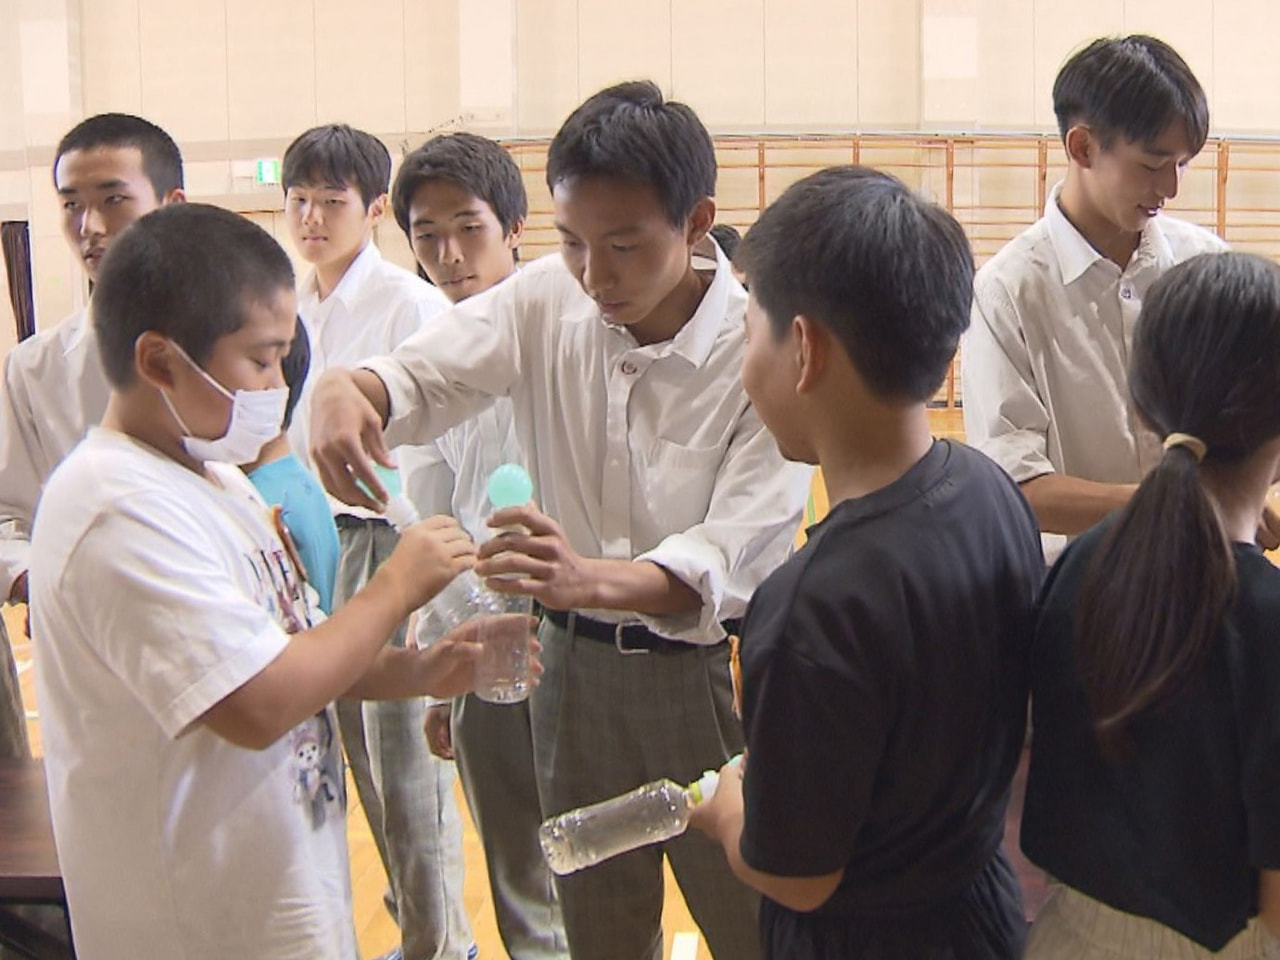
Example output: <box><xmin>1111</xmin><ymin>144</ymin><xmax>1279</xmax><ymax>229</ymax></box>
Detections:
<box><xmin>30</xmin><ymin>203</ymin><xmax>508</xmax><ymax>960</ymax></box>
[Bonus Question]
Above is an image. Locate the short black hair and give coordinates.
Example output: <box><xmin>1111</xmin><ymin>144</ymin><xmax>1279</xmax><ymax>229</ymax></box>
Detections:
<box><xmin>737</xmin><ymin>166</ymin><xmax>973</xmax><ymax>403</ymax></box>
<box><xmin>1053</xmin><ymin>35</ymin><xmax>1209</xmax><ymax>154</ymax></box>
<box><xmin>281</xmin><ymin>317</ymin><xmax>311</xmax><ymax>430</ymax></box>
<box><xmin>282</xmin><ymin>124</ymin><xmax>391</xmax><ymax>208</ymax></box>
<box><xmin>392</xmin><ymin>133</ymin><xmax>528</xmax><ymax>240</ymax></box>
<box><xmin>53</xmin><ymin>113</ymin><xmax>184</xmax><ymax>199</ymax></box>
<box><xmin>93</xmin><ymin>204</ymin><xmax>295</xmax><ymax>388</ymax></box>
<box><xmin>547</xmin><ymin>81</ymin><xmax>716</xmax><ymax>226</ymax></box>
<box><xmin>709</xmin><ymin>223</ymin><xmax>741</xmax><ymax>261</ymax></box>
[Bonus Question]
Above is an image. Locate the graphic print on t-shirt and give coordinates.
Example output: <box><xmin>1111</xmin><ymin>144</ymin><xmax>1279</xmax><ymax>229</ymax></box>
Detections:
<box><xmin>243</xmin><ymin>541</ymin><xmax>314</xmax><ymax>636</ymax></box>
<box><xmin>230</xmin><ymin>495</ymin><xmax>344</xmax><ymax>829</ymax></box>
<box><xmin>290</xmin><ymin>710</ymin><xmax>345</xmax><ymax>829</ymax></box>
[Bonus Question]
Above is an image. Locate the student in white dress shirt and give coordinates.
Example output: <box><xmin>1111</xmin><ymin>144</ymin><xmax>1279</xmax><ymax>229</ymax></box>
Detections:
<box><xmin>308</xmin><ymin>81</ymin><xmax>813</xmax><ymax>960</ymax></box>
<box><xmin>279</xmin><ymin>124</ymin><xmax>468</xmax><ymax>960</ymax></box>
<box><xmin>392</xmin><ymin>132</ymin><xmax>570</xmax><ymax>960</ymax></box>
<box><xmin>961</xmin><ymin>35</ymin><xmax>1248</xmax><ymax>558</ymax></box>
<box><xmin>0</xmin><ymin>113</ymin><xmax>184</xmax><ymax>760</ymax></box>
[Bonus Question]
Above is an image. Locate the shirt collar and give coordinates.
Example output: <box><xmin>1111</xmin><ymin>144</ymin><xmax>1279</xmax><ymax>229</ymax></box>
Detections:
<box><xmin>300</xmin><ymin>241</ymin><xmax>382</xmax><ymax>315</ymax></box>
<box><xmin>1045</xmin><ymin>182</ymin><xmax>1106</xmax><ymax>284</ymax></box>
<box><xmin>658</xmin><ymin>245</ymin><xmax>737</xmax><ymax>368</ymax></box>
<box><xmin>1045</xmin><ymin>181</ymin><xmax>1176</xmax><ymax>283</ymax></box>
<box><xmin>64</xmin><ymin>304</ymin><xmax>92</xmax><ymax>355</ymax></box>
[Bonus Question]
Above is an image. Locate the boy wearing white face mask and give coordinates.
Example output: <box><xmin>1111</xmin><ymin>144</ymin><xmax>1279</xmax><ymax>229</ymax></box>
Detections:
<box><xmin>28</xmin><ymin>204</ymin><xmax>521</xmax><ymax>960</ymax></box>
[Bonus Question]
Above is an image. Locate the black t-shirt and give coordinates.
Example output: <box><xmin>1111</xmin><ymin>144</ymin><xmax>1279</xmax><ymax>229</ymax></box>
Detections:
<box><xmin>739</xmin><ymin>440</ymin><xmax>1043</xmax><ymax>959</ymax></box>
<box><xmin>1023</xmin><ymin>522</ymin><xmax>1280</xmax><ymax>950</ymax></box>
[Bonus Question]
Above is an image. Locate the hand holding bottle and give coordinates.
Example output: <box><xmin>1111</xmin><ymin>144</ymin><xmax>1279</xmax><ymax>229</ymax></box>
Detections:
<box><xmin>539</xmin><ymin>756</ymin><xmax>743</xmax><ymax>875</ymax></box>
<box><xmin>477</xmin><ymin>504</ymin><xmax>595</xmax><ymax>610</ymax></box>
<box><xmin>395</xmin><ymin>462</ymin><xmax>542</xmax><ymax>704</ymax></box>
<box><xmin>376</xmin><ymin>515</ymin><xmax>476</xmax><ymax>616</ymax></box>
<box><xmin>687</xmin><ymin>752</ymin><xmax>747</xmax><ymax>840</ymax></box>
<box><xmin>408</xmin><ymin>617</ymin><xmax>541</xmax><ymax>700</ymax></box>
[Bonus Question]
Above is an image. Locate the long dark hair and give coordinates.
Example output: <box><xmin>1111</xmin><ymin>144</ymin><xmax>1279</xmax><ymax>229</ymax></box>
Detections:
<box><xmin>1077</xmin><ymin>253</ymin><xmax>1280</xmax><ymax>743</ymax></box>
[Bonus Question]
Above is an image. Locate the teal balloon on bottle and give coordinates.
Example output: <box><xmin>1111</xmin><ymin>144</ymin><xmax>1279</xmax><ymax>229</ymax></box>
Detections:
<box><xmin>488</xmin><ymin>463</ymin><xmax>533</xmax><ymax>509</ymax></box>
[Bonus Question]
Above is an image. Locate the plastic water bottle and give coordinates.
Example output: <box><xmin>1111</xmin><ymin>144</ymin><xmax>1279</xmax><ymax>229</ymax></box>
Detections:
<box><xmin>374</xmin><ymin>461</ymin><xmax>493</xmax><ymax>645</ymax></box>
<box><xmin>401</xmin><ymin>462</ymin><xmax>537</xmax><ymax>703</ymax></box>
<box><xmin>538</xmin><ymin>760</ymin><xmax>737</xmax><ymax>875</ymax></box>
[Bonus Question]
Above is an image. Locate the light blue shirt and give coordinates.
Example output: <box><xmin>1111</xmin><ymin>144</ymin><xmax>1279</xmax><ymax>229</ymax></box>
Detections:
<box><xmin>248</xmin><ymin>453</ymin><xmax>340</xmax><ymax>614</ymax></box>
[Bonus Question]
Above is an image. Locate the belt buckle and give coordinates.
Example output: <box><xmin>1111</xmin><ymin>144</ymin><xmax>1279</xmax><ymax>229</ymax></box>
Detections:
<box><xmin>614</xmin><ymin>621</ymin><xmax>653</xmax><ymax>655</ymax></box>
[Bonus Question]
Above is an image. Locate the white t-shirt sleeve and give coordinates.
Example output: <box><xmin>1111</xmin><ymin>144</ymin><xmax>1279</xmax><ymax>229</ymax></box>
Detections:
<box><xmin>57</xmin><ymin>492</ymin><xmax>291</xmax><ymax>740</ymax></box>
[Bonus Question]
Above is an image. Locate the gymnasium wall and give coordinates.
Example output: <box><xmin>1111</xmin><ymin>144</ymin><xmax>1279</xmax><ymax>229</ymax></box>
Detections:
<box><xmin>3</xmin><ymin>0</ymin><xmax>1279</xmax><ymax>349</ymax></box>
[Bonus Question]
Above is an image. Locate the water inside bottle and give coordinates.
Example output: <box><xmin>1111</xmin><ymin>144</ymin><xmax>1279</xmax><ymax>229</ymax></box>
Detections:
<box><xmin>539</xmin><ymin>780</ymin><xmax>689</xmax><ymax>875</ymax></box>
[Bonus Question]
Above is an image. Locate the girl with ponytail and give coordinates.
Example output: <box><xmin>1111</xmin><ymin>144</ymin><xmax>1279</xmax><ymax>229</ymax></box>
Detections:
<box><xmin>1021</xmin><ymin>252</ymin><xmax>1280</xmax><ymax>959</ymax></box>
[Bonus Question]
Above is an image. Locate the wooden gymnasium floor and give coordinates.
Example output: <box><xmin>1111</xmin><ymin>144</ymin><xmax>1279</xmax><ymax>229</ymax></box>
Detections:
<box><xmin>7</xmin><ymin>408</ymin><xmax>1051</xmax><ymax>960</ymax></box>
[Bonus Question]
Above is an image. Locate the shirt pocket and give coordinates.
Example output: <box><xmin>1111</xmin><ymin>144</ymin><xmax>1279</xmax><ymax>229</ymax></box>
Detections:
<box><xmin>639</xmin><ymin>438</ymin><xmax>724</xmax><ymax>533</ymax></box>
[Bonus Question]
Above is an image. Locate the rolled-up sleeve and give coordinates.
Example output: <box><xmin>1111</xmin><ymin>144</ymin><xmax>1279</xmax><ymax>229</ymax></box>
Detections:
<box><xmin>635</xmin><ymin>411</ymin><xmax>812</xmax><ymax>644</ymax></box>
<box><xmin>961</xmin><ymin>274</ymin><xmax>1055</xmax><ymax>485</ymax></box>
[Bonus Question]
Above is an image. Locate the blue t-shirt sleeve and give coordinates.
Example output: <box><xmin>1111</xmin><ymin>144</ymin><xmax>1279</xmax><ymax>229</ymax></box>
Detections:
<box><xmin>249</xmin><ymin>457</ymin><xmax>340</xmax><ymax>614</ymax></box>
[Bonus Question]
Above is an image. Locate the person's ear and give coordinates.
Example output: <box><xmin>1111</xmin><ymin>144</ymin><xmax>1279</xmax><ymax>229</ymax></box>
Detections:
<box><xmin>505</xmin><ymin>218</ymin><xmax>525</xmax><ymax>251</ymax></box>
<box><xmin>1065</xmin><ymin>124</ymin><xmax>1097</xmax><ymax>169</ymax></box>
<box><xmin>162</xmin><ymin>188</ymin><xmax>187</xmax><ymax>206</ymax></box>
<box><xmin>793</xmin><ymin>315</ymin><xmax>828</xmax><ymax>396</ymax></box>
<box><xmin>135</xmin><ymin>331</ymin><xmax>179</xmax><ymax>392</ymax></box>
<box><xmin>367</xmin><ymin>193</ymin><xmax>388</xmax><ymax>223</ymax></box>
<box><xmin>686</xmin><ymin>197</ymin><xmax>716</xmax><ymax>247</ymax></box>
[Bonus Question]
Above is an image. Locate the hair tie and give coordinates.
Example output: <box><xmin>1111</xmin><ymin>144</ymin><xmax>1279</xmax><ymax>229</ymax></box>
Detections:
<box><xmin>1163</xmin><ymin>432</ymin><xmax>1207</xmax><ymax>463</ymax></box>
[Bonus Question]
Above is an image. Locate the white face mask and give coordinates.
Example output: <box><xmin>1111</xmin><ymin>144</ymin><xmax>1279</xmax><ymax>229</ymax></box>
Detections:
<box><xmin>160</xmin><ymin>341</ymin><xmax>288</xmax><ymax>465</ymax></box>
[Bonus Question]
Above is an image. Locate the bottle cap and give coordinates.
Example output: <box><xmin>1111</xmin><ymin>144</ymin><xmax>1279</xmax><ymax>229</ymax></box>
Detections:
<box><xmin>488</xmin><ymin>462</ymin><xmax>533</xmax><ymax>510</ymax></box>
<box><xmin>382</xmin><ymin>495</ymin><xmax>419</xmax><ymax>532</ymax></box>
<box><xmin>687</xmin><ymin>768</ymin><xmax>721</xmax><ymax>806</ymax></box>
<box><xmin>374</xmin><ymin>463</ymin><xmax>403</xmax><ymax>498</ymax></box>
<box><xmin>356</xmin><ymin>462</ymin><xmax>403</xmax><ymax>502</ymax></box>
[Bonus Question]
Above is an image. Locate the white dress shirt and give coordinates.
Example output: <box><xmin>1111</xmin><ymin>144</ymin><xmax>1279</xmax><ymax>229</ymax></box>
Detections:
<box><xmin>288</xmin><ymin>242</ymin><xmax>452</xmax><ymax>520</ymax></box>
<box><xmin>365</xmin><ymin>250</ymin><xmax>813</xmax><ymax>644</ymax></box>
<box><xmin>0</xmin><ymin>308</ymin><xmax>110</xmax><ymax>595</ymax></box>
<box><xmin>963</xmin><ymin>183</ymin><xmax>1227</xmax><ymax>488</ymax></box>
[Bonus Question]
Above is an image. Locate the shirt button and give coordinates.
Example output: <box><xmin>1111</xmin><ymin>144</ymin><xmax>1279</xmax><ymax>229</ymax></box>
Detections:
<box><xmin>621</xmin><ymin>360</ymin><xmax>638</xmax><ymax>375</ymax></box>
<box><xmin>1120</xmin><ymin>287</ymin><xmax>1133</xmax><ymax>300</ymax></box>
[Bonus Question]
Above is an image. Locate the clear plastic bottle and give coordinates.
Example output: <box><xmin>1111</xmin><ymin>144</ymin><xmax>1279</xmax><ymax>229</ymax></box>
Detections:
<box><xmin>386</xmin><ymin>463</ymin><xmax>535</xmax><ymax>703</ymax></box>
<box><xmin>539</xmin><ymin>765</ymin><xmax>730</xmax><ymax>875</ymax></box>
<box><xmin>376</xmin><ymin>464</ymin><xmax>497</xmax><ymax>637</ymax></box>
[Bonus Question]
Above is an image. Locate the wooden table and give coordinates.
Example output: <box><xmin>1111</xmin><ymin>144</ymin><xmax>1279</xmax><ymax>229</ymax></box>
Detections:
<box><xmin>0</xmin><ymin>760</ymin><xmax>73</xmax><ymax>959</ymax></box>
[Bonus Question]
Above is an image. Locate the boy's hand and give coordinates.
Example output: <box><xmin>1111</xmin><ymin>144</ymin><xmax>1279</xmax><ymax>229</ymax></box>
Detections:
<box><xmin>376</xmin><ymin>515</ymin><xmax>476</xmax><ymax>614</ymax></box>
<box><xmin>688</xmin><ymin>755</ymin><xmax>746</xmax><ymax>838</ymax></box>
<box><xmin>310</xmin><ymin>369</ymin><xmax>394</xmax><ymax>511</ymax></box>
<box><xmin>424</xmin><ymin>703</ymin><xmax>454</xmax><ymax>760</ymax></box>
<box><xmin>413</xmin><ymin>618</ymin><xmax>543</xmax><ymax>699</ymax></box>
<box><xmin>477</xmin><ymin>505</ymin><xmax>594</xmax><ymax>611</ymax></box>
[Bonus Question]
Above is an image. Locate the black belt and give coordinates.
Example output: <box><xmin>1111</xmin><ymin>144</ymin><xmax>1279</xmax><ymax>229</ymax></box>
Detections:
<box><xmin>543</xmin><ymin>608</ymin><xmax>741</xmax><ymax>654</ymax></box>
<box><xmin>334</xmin><ymin>514</ymin><xmax>390</xmax><ymax>530</ymax></box>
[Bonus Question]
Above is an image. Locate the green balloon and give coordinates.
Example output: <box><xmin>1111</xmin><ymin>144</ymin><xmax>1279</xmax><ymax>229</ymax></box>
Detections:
<box><xmin>488</xmin><ymin>463</ymin><xmax>533</xmax><ymax>508</ymax></box>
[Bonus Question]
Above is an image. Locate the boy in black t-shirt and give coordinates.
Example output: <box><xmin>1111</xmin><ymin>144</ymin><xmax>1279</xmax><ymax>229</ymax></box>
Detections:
<box><xmin>690</xmin><ymin>166</ymin><xmax>1044</xmax><ymax>959</ymax></box>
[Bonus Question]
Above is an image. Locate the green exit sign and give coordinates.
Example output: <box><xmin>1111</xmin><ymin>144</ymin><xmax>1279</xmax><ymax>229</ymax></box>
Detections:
<box><xmin>255</xmin><ymin>159</ymin><xmax>280</xmax><ymax>185</ymax></box>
